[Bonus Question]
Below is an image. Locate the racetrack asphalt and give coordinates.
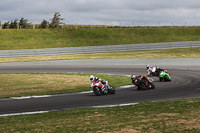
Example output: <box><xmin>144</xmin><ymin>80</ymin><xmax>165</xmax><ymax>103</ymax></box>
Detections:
<box><xmin>0</xmin><ymin>59</ymin><xmax>200</xmax><ymax>115</ymax></box>
<box><xmin>0</xmin><ymin>41</ymin><xmax>200</xmax><ymax>57</ymax></box>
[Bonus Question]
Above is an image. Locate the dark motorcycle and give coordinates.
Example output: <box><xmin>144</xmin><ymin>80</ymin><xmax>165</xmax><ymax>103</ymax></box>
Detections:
<box><xmin>131</xmin><ymin>75</ymin><xmax>155</xmax><ymax>90</ymax></box>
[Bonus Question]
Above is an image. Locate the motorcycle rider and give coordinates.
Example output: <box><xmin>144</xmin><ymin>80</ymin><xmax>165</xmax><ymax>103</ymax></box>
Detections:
<box><xmin>146</xmin><ymin>64</ymin><xmax>158</xmax><ymax>75</ymax></box>
<box><xmin>90</xmin><ymin>75</ymin><xmax>109</xmax><ymax>94</ymax></box>
<box><xmin>131</xmin><ymin>74</ymin><xmax>155</xmax><ymax>89</ymax></box>
<box><xmin>146</xmin><ymin>64</ymin><xmax>165</xmax><ymax>76</ymax></box>
<box><xmin>131</xmin><ymin>75</ymin><xmax>149</xmax><ymax>85</ymax></box>
<box><xmin>90</xmin><ymin>75</ymin><xmax>108</xmax><ymax>86</ymax></box>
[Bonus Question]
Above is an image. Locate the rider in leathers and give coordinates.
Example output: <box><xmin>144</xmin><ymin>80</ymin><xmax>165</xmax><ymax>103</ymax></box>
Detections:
<box><xmin>131</xmin><ymin>75</ymin><xmax>149</xmax><ymax>85</ymax></box>
<box><xmin>90</xmin><ymin>75</ymin><xmax>108</xmax><ymax>86</ymax></box>
<box><xmin>146</xmin><ymin>64</ymin><xmax>165</xmax><ymax>76</ymax></box>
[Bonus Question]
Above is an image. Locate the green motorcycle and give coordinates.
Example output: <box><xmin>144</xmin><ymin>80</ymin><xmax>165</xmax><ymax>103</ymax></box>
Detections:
<box><xmin>159</xmin><ymin>71</ymin><xmax>171</xmax><ymax>82</ymax></box>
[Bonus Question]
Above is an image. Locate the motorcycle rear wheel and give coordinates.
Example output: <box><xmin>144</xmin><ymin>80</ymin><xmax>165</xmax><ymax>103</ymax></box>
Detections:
<box><xmin>108</xmin><ymin>86</ymin><xmax>115</xmax><ymax>94</ymax></box>
<box><xmin>149</xmin><ymin>82</ymin><xmax>155</xmax><ymax>89</ymax></box>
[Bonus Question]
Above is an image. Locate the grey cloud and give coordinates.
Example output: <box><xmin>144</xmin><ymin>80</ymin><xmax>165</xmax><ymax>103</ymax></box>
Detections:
<box><xmin>0</xmin><ymin>0</ymin><xmax>200</xmax><ymax>26</ymax></box>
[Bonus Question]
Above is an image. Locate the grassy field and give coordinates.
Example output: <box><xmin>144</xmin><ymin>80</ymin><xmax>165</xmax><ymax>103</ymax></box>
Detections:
<box><xmin>0</xmin><ymin>73</ymin><xmax>131</xmax><ymax>98</ymax></box>
<box><xmin>0</xmin><ymin>47</ymin><xmax>199</xmax><ymax>63</ymax></box>
<box><xmin>0</xmin><ymin>27</ymin><xmax>200</xmax><ymax>50</ymax></box>
<box><xmin>0</xmin><ymin>98</ymin><xmax>200</xmax><ymax>132</ymax></box>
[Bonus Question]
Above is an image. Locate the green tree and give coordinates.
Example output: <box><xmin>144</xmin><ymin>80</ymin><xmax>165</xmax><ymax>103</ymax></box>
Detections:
<box><xmin>2</xmin><ymin>21</ymin><xmax>10</xmax><ymax>29</ymax></box>
<box><xmin>40</xmin><ymin>19</ymin><xmax>49</xmax><ymax>29</ymax></box>
<box><xmin>9</xmin><ymin>19</ymin><xmax>18</xmax><ymax>29</ymax></box>
<box><xmin>19</xmin><ymin>17</ymin><xmax>31</xmax><ymax>29</ymax></box>
<box><xmin>49</xmin><ymin>12</ymin><xmax>64</xmax><ymax>28</ymax></box>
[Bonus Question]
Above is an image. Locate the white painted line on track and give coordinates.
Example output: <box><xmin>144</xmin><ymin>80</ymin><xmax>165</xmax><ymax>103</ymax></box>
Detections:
<box><xmin>0</xmin><ymin>102</ymin><xmax>138</xmax><ymax>117</ymax></box>
<box><xmin>117</xmin><ymin>85</ymin><xmax>135</xmax><ymax>89</ymax></box>
<box><xmin>91</xmin><ymin>102</ymin><xmax>138</xmax><ymax>108</ymax></box>
<box><xmin>0</xmin><ymin>111</ymin><xmax>50</xmax><ymax>117</ymax></box>
<box><xmin>2</xmin><ymin>85</ymin><xmax>134</xmax><ymax>101</ymax></box>
<box><xmin>9</xmin><ymin>91</ymin><xmax>94</xmax><ymax>100</ymax></box>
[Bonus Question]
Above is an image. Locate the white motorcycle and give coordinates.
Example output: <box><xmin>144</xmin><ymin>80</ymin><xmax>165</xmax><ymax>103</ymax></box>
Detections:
<box><xmin>147</xmin><ymin>66</ymin><xmax>160</xmax><ymax>76</ymax></box>
<box><xmin>90</xmin><ymin>80</ymin><xmax>115</xmax><ymax>96</ymax></box>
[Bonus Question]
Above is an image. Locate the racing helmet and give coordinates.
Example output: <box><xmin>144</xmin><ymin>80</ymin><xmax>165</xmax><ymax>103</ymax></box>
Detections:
<box><xmin>146</xmin><ymin>64</ymin><xmax>150</xmax><ymax>69</ymax></box>
<box><xmin>95</xmin><ymin>77</ymin><xmax>99</xmax><ymax>81</ymax></box>
<box><xmin>90</xmin><ymin>75</ymin><xmax>94</xmax><ymax>81</ymax></box>
<box><xmin>131</xmin><ymin>75</ymin><xmax>136</xmax><ymax>80</ymax></box>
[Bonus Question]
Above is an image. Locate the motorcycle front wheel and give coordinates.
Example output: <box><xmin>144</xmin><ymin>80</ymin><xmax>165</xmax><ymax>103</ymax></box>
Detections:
<box><xmin>164</xmin><ymin>75</ymin><xmax>171</xmax><ymax>82</ymax></box>
<box><xmin>93</xmin><ymin>86</ymin><xmax>103</xmax><ymax>96</ymax></box>
<box><xmin>138</xmin><ymin>81</ymin><xmax>148</xmax><ymax>90</ymax></box>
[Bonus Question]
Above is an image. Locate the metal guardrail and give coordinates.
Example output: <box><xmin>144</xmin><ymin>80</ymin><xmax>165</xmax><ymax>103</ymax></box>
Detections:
<box><xmin>0</xmin><ymin>41</ymin><xmax>200</xmax><ymax>57</ymax></box>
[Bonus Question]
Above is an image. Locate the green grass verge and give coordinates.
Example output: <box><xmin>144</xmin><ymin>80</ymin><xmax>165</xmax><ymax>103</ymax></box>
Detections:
<box><xmin>1</xmin><ymin>47</ymin><xmax>199</xmax><ymax>63</ymax></box>
<box><xmin>0</xmin><ymin>73</ymin><xmax>131</xmax><ymax>98</ymax></box>
<box><xmin>0</xmin><ymin>98</ymin><xmax>200</xmax><ymax>132</ymax></box>
<box><xmin>0</xmin><ymin>27</ymin><xmax>200</xmax><ymax>50</ymax></box>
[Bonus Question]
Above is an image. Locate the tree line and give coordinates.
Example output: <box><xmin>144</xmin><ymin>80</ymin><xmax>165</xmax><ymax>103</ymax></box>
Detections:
<box><xmin>0</xmin><ymin>12</ymin><xmax>64</xmax><ymax>29</ymax></box>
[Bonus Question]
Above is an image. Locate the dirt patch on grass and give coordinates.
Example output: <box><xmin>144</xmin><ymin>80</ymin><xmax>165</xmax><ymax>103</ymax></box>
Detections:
<box><xmin>87</xmin><ymin>113</ymin><xmax>106</xmax><ymax>118</ymax></box>
<box><xmin>156</xmin><ymin>113</ymin><xmax>179</xmax><ymax>117</ymax></box>
<box><xmin>113</xmin><ymin>127</ymin><xmax>141</xmax><ymax>133</ymax></box>
<box><xmin>166</xmin><ymin>118</ymin><xmax>200</xmax><ymax>130</ymax></box>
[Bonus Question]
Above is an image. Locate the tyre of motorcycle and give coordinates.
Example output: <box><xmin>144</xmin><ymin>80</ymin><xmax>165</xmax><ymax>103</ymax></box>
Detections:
<box><xmin>149</xmin><ymin>82</ymin><xmax>155</xmax><ymax>89</ymax></box>
<box><xmin>138</xmin><ymin>80</ymin><xmax>148</xmax><ymax>90</ymax></box>
<box><xmin>108</xmin><ymin>85</ymin><xmax>115</xmax><ymax>94</ymax></box>
<box><xmin>164</xmin><ymin>75</ymin><xmax>171</xmax><ymax>82</ymax></box>
<box><xmin>93</xmin><ymin>86</ymin><xmax>103</xmax><ymax>96</ymax></box>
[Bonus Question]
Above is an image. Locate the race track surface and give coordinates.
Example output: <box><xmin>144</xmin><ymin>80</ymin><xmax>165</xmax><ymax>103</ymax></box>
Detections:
<box><xmin>1</xmin><ymin>41</ymin><xmax>200</xmax><ymax>57</ymax></box>
<box><xmin>0</xmin><ymin>59</ymin><xmax>200</xmax><ymax>115</ymax></box>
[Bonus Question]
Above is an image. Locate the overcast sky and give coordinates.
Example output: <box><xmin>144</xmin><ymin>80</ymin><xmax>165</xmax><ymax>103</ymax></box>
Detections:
<box><xmin>0</xmin><ymin>0</ymin><xmax>200</xmax><ymax>26</ymax></box>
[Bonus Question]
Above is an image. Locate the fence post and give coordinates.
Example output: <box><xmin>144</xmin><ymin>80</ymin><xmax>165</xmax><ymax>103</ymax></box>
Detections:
<box><xmin>132</xmin><ymin>23</ymin><xmax>134</xmax><ymax>28</ymax></box>
<box><xmin>47</xmin><ymin>22</ymin><xmax>49</xmax><ymax>29</ymax></box>
<box><xmin>33</xmin><ymin>24</ymin><xmax>35</xmax><ymax>29</ymax></box>
<box><xmin>17</xmin><ymin>23</ymin><xmax>19</xmax><ymax>29</ymax></box>
<box><xmin>105</xmin><ymin>23</ymin><xmax>107</xmax><ymax>29</ymax></box>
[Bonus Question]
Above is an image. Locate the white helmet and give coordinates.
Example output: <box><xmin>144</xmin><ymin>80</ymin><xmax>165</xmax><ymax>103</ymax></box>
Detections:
<box><xmin>90</xmin><ymin>75</ymin><xmax>94</xmax><ymax>81</ymax></box>
<box><xmin>146</xmin><ymin>64</ymin><xmax>150</xmax><ymax>69</ymax></box>
<box><xmin>131</xmin><ymin>75</ymin><xmax>136</xmax><ymax>80</ymax></box>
